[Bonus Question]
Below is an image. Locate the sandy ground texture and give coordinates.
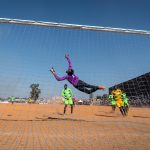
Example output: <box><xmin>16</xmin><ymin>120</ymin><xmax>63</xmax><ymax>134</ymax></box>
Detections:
<box><xmin>0</xmin><ymin>103</ymin><xmax>150</xmax><ymax>150</ymax></box>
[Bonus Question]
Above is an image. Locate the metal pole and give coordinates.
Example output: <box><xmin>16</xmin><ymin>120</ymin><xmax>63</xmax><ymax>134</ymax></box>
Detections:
<box><xmin>0</xmin><ymin>18</ymin><xmax>150</xmax><ymax>35</ymax></box>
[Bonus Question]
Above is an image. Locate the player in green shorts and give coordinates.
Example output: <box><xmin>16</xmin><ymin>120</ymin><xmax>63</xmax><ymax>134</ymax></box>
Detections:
<box><xmin>61</xmin><ymin>84</ymin><xmax>73</xmax><ymax>115</ymax></box>
<box><xmin>9</xmin><ymin>96</ymin><xmax>16</xmax><ymax>104</ymax></box>
<box><xmin>108</xmin><ymin>94</ymin><xmax>116</xmax><ymax>112</ymax></box>
<box><xmin>122</xmin><ymin>93</ymin><xmax>129</xmax><ymax>114</ymax></box>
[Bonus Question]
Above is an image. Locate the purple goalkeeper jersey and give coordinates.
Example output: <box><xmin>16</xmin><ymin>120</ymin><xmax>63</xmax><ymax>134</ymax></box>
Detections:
<box><xmin>54</xmin><ymin>73</ymin><xmax>79</xmax><ymax>86</ymax></box>
<box><xmin>53</xmin><ymin>56</ymin><xmax>79</xmax><ymax>86</ymax></box>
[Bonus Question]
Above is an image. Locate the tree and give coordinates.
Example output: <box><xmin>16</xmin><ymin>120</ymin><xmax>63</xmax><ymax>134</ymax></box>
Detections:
<box><xmin>30</xmin><ymin>84</ymin><xmax>41</xmax><ymax>103</ymax></box>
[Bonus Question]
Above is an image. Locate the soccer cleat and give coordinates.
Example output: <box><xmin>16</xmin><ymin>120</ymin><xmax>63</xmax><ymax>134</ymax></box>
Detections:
<box><xmin>50</xmin><ymin>68</ymin><xmax>55</xmax><ymax>73</ymax></box>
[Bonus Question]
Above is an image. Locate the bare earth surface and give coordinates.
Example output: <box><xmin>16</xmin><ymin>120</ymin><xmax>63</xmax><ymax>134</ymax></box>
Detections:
<box><xmin>0</xmin><ymin>103</ymin><xmax>150</xmax><ymax>150</ymax></box>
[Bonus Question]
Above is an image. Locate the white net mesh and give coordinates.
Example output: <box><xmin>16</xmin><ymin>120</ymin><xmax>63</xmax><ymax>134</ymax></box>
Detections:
<box><xmin>0</xmin><ymin>18</ymin><xmax>150</xmax><ymax>149</ymax></box>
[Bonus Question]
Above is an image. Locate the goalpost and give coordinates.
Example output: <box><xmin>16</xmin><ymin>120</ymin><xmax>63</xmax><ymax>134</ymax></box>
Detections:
<box><xmin>0</xmin><ymin>18</ymin><xmax>150</xmax><ymax>106</ymax></box>
<box><xmin>0</xmin><ymin>18</ymin><xmax>150</xmax><ymax>150</ymax></box>
<box><xmin>0</xmin><ymin>18</ymin><xmax>150</xmax><ymax>35</ymax></box>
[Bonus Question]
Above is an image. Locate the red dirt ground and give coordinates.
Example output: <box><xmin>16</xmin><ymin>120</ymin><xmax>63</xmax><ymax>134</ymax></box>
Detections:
<box><xmin>0</xmin><ymin>103</ymin><xmax>150</xmax><ymax>150</ymax></box>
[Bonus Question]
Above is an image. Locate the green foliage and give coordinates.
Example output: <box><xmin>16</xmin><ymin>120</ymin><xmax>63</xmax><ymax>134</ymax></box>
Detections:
<box><xmin>30</xmin><ymin>84</ymin><xmax>41</xmax><ymax>103</ymax></box>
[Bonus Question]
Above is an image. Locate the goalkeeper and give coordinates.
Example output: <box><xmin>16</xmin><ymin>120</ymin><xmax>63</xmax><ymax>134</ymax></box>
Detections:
<box><xmin>50</xmin><ymin>53</ymin><xmax>105</xmax><ymax>94</ymax></box>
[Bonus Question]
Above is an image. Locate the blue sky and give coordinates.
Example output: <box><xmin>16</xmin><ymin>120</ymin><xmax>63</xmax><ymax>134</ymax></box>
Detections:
<box><xmin>0</xmin><ymin>0</ymin><xmax>150</xmax><ymax>30</ymax></box>
<box><xmin>0</xmin><ymin>0</ymin><xmax>150</xmax><ymax>99</ymax></box>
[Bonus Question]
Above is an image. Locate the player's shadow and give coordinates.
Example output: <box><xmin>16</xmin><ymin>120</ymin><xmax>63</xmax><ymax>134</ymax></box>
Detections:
<box><xmin>98</xmin><ymin>110</ymin><xmax>107</xmax><ymax>112</ymax></box>
<box><xmin>0</xmin><ymin>117</ymin><xmax>94</xmax><ymax>122</ymax></box>
<box><xmin>95</xmin><ymin>114</ymin><xmax>118</xmax><ymax>118</ymax></box>
<box><xmin>0</xmin><ymin>119</ymin><xmax>35</xmax><ymax>121</ymax></box>
<box><xmin>35</xmin><ymin>116</ymin><xmax>95</xmax><ymax>122</ymax></box>
<box><xmin>132</xmin><ymin>115</ymin><xmax>150</xmax><ymax>118</ymax></box>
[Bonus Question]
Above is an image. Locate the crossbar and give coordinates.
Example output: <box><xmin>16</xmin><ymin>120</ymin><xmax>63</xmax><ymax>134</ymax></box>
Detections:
<box><xmin>0</xmin><ymin>18</ymin><xmax>150</xmax><ymax>35</ymax></box>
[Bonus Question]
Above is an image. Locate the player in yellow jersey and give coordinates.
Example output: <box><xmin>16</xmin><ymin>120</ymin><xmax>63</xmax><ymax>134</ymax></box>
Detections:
<box><xmin>111</xmin><ymin>88</ymin><xmax>127</xmax><ymax>116</ymax></box>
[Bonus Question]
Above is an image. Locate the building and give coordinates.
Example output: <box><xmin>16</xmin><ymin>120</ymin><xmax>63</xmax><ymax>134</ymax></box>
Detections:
<box><xmin>109</xmin><ymin>72</ymin><xmax>150</xmax><ymax>98</ymax></box>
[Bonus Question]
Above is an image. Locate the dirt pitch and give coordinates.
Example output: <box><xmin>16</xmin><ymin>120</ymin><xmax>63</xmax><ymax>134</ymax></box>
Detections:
<box><xmin>0</xmin><ymin>103</ymin><xmax>150</xmax><ymax>150</ymax></box>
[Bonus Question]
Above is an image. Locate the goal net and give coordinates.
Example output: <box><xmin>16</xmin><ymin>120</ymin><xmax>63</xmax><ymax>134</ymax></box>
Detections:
<box><xmin>0</xmin><ymin>18</ymin><xmax>150</xmax><ymax>150</ymax></box>
<box><xmin>0</xmin><ymin>18</ymin><xmax>150</xmax><ymax>106</ymax></box>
